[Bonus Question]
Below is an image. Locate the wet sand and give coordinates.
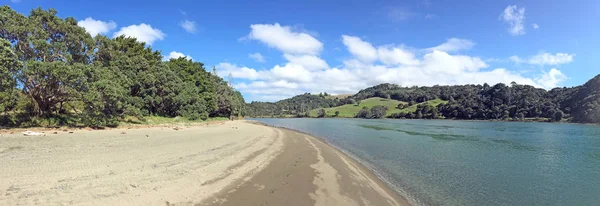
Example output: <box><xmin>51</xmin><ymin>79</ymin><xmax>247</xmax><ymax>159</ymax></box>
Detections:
<box><xmin>0</xmin><ymin>121</ymin><xmax>408</xmax><ymax>206</ymax></box>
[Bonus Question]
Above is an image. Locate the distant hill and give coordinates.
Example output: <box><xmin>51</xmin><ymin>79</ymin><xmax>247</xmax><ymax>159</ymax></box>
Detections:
<box><xmin>245</xmin><ymin>74</ymin><xmax>600</xmax><ymax>123</ymax></box>
<box><xmin>308</xmin><ymin>97</ymin><xmax>447</xmax><ymax>118</ymax></box>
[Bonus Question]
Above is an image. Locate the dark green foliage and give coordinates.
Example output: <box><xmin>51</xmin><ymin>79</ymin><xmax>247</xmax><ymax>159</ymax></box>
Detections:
<box><xmin>369</xmin><ymin>105</ymin><xmax>388</xmax><ymax>119</ymax></box>
<box><xmin>570</xmin><ymin>75</ymin><xmax>600</xmax><ymax>123</ymax></box>
<box><xmin>355</xmin><ymin>106</ymin><xmax>387</xmax><ymax>119</ymax></box>
<box><xmin>355</xmin><ymin>107</ymin><xmax>371</xmax><ymax>119</ymax></box>
<box><xmin>334</xmin><ymin>111</ymin><xmax>340</xmax><ymax>117</ymax></box>
<box><xmin>317</xmin><ymin>109</ymin><xmax>326</xmax><ymax>118</ymax></box>
<box><xmin>245</xmin><ymin>93</ymin><xmax>341</xmax><ymax>117</ymax></box>
<box><xmin>0</xmin><ymin>6</ymin><xmax>244</xmax><ymax>127</ymax></box>
<box><xmin>0</xmin><ymin>38</ymin><xmax>20</xmax><ymax>113</ymax></box>
<box><xmin>361</xmin><ymin>81</ymin><xmax>597</xmax><ymax>122</ymax></box>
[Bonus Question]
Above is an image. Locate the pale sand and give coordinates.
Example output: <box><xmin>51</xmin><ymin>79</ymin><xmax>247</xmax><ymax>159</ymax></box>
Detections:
<box><xmin>0</xmin><ymin>121</ymin><xmax>408</xmax><ymax>206</ymax></box>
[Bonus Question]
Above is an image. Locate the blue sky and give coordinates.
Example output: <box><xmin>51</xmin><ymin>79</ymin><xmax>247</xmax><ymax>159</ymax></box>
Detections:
<box><xmin>7</xmin><ymin>0</ymin><xmax>600</xmax><ymax>102</ymax></box>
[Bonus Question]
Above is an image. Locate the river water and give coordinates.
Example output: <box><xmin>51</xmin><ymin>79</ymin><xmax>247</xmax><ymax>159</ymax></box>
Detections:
<box><xmin>250</xmin><ymin>118</ymin><xmax>600</xmax><ymax>206</ymax></box>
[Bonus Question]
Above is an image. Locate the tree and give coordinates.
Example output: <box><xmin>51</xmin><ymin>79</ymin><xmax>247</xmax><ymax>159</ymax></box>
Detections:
<box><xmin>348</xmin><ymin>98</ymin><xmax>357</xmax><ymax>105</ymax></box>
<box><xmin>416</xmin><ymin>111</ymin><xmax>423</xmax><ymax>119</ymax></box>
<box><xmin>370</xmin><ymin>106</ymin><xmax>388</xmax><ymax>119</ymax></box>
<box><xmin>0</xmin><ymin>6</ymin><xmax>245</xmax><ymax>127</ymax></box>
<box><xmin>317</xmin><ymin>108</ymin><xmax>326</xmax><ymax>118</ymax></box>
<box><xmin>334</xmin><ymin>111</ymin><xmax>340</xmax><ymax>117</ymax></box>
<box><xmin>355</xmin><ymin>107</ymin><xmax>371</xmax><ymax>118</ymax></box>
<box><xmin>571</xmin><ymin>75</ymin><xmax>600</xmax><ymax>123</ymax></box>
<box><xmin>0</xmin><ymin>38</ymin><xmax>21</xmax><ymax>114</ymax></box>
<box><xmin>552</xmin><ymin>110</ymin><xmax>564</xmax><ymax>122</ymax></box>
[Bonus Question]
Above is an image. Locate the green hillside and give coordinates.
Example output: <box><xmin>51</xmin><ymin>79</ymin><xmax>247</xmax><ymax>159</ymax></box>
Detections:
<box><xmin>397</xmin><ymin>99</ymin><xmax>447</xmax><ymax>113</ymax></box>
<box><xmin>309</xmin><ymin>97</ymin><xmax>448</xmax><ymax>118</ymax></box>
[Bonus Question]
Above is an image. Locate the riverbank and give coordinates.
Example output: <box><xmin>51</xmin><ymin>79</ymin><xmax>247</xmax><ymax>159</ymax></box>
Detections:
<box><xmin>0</xmin><ymin>120</ymin><xmax>407</xmax><ymax>205</ymax></box>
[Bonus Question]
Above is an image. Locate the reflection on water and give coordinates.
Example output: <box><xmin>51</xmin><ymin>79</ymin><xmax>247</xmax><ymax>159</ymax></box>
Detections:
<box><xmin>252</xmin><ymin>118</ymin><xmax>600</xmax><ymax>206</ymax></box>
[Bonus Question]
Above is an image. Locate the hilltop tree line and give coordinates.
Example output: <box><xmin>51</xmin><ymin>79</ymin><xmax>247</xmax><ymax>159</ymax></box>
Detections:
<box><xmin>246</xmin><ymin>76</ymin><xmax>600</xmax><ymax>123</ymax></box>
<box><xmin>245</xmin><ymin>93</ymin><xmax>342</xmax><ymax>117</ymax></box>
<box><xmin>0</xmin><ymin>6</ymin><xmax>244</xmax><ymax>127</ymax></box>
<box><xmin>351</xmin><ymin>78</ymin><xmax>599</xmax><ymax>123</ymax></box>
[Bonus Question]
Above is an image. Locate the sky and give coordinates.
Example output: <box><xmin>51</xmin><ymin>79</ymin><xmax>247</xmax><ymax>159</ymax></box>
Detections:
<box><xmin>6</xmin><ymin>0</ymin><xmax>600</xmax><ymax>102</ymax></box>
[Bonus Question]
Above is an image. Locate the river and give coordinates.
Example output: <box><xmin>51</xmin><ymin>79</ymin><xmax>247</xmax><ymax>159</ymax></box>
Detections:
<box><xmin>250</xmin><ymin>118</ymin><xmax>600</xmax><ymax>206</ymax></box>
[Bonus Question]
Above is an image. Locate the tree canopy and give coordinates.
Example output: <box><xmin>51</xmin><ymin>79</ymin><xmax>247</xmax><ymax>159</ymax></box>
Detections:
<box><xmin>0</xmin><ymin>6</ymin><xmax>244</xmax><ymax>127</ymax></box>
<box><xmin>246</xmin><ymin>76</ymin><xmax>600</xmax><ymax>124</ymax></box>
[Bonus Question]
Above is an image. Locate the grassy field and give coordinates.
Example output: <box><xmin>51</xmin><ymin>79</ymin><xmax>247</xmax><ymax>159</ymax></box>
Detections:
<box><xmin>397</xmin><ymin>98</ymin><xmax>447</xmax><ymax>113</ymax></box>
<box><xmin>309</xmin><ymin>97</ymin><xmax>448</xmax><ymax>118</ymax></box>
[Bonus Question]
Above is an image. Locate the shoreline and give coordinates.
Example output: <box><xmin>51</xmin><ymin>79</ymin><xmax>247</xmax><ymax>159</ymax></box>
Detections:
<box><xmin>248</xmin><ymin>120</ymin><xmax>415</xmax><ymax>205</ymax></box>
<box><xmin>247</xmin><ymin>116</ymin><xmax>600</xmax><ymax>126</ymax></box>
<box><xmin>1</xmin><ymin>120</ymin><xmax>409</xmax><ymax>205</ymax></box>
<box><xmin>200</xmin><ymin>121</ymin><xmax>409</xmax><ymax>206</ymax></box>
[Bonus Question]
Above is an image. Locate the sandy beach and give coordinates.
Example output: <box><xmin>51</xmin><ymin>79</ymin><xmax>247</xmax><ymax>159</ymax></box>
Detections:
<box><xmin>0</xmin><ymin>121</ymin><xmax>408</xmax><ymax>206</ymax></box>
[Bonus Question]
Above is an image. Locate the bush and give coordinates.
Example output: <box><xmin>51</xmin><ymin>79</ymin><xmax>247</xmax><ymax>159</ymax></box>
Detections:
<box><xmin>317</xmin><ymin>109</ymin><xmax>326</xmax><ymax>118</ymax></box>
<box><xmin>355</xmin><ymin>108</ymin><xmax>371</xmax><ymax>118</ymax></box>
<box><xmin>370</xmin><ymin>105</ymin><xmax>388</xmax><ymax>119</ymax></box>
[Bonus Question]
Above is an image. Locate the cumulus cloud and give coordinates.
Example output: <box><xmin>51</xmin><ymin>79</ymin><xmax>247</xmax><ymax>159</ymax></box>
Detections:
<box><xmin>342</xmin><ymin>35</ymin><xmax>378</xmax><ymax>62</ymax></box>
<box><xmin>219</xmin><ymin>24</ymin><xmax>567</xmax><ymax>101</ymax></box>
<box><xmin>164</xmin><ymin>51</ymin><xmax>192</xmax><ymax>61</ymax></box>
<box><xmin>342</xmin><ymin>35</ymin><xmax>419</xmax><ymax>66</ymax></box>
<box><xmin>113</xmin><ymin>24</ymin><xmax>165</xmax><ymax>45</ymax></box>
<box><xmin>500</xmin><ymin>5</ymin><xmax>526</xmax><ymax>36</ymax></box>
<box><xmin>536</xmin><ymin>68</ymin><xmax>567</xmax><ymax>89</ymax></box>
<box><xmin>283</xmin><ymin>54</ymin><xmax>329</xmax><ymax>70</ymax></box>
<box><xmin>216</xmin><ymin>63</ymin><xmax>262</xmax><ymax>80</ymax></box>
<box><xmin>180</xmin><ymin>20</ymin><xmax>197</xmax><ymax>34</ymax></box>
<box><xmin>377</xmin><ymin>47</ymin><xmax>420</xmax><ymax>66</ymax></box>
<box><xmin>77</xmin><ymin>17</ymin><xmax>117</xmax><ymax>37</ymax></box>
<box><xmin>532</xmin><ymin>23</ymin><xmax>539</xmax><ymax>29</ymax></box>
<box><xmin>248</xmin><ymin>53</ymin><xmax>265</xmax><ymax>62</ymax></box>
<box><xmin>427</xmin><ymin>38</ymin><xmax>475</xmax><ymax>53</ymax></box>
<box><xmin>510</xmin><ymin>53</ymin><xmax>575</xmax><ymax>66</ymax></box>
<box><xmin>247</xmin><ymin>23</ymin><xmax>323</xmax><ymax>55</ymax></box>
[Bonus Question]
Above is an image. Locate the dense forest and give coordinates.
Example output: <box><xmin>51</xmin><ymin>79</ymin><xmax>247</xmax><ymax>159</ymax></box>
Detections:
<box><xmin>246</xmin><ymin>75</ymin><xmax>600</xmax><ymax>124</ymax></box>
<box><xmin>0</xmin><ymin>6</ymin><xmax>244</xmax><ymax>127</ymax></box>
<box><xmin>245</xmin><ymin>93</ymin><xmax>341</xmax><ymax>117</ymax></box>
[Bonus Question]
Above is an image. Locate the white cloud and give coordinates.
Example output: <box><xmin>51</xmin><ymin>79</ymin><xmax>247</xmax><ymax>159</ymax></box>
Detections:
<box><xmin>283</xmin><ymin>54</ymin><xmax>329</xmax><ymax>70</ymax></box>
<box><xmin>180</xmin><ymin>20</ymin><xmax>197</xmax><ymax>34</ymax></box>
<box><xmin>77</xmin><ymin>17</ymin><xmax>117</xmax><ymax>37</ymax></box>
<box><xmin>342</xmin><ymin>35</ymin><xmax>419</xmax><ymax>66</ymax></box>
<box><xmin>509</xmin><ymin>55</ymin><xmax>522</xmax><ymax>63</ymax></box>
<box><xmin>248</xmin><ymin>53</ymin><xmax>265</xmax><ymax>63</ymax></box>
<box><xmin>164</xmin><ymin>51</ymin><xmax>192</xmax><ymax>61</ymax></box>
<box><xmin>271</xmin><ymin>63</ymin><xmax>313</xmax><ymax>83</ymax></box>
<box><xmin>216</xmin><ymin>63</ymin><xmax>262</xmax><ymax>80</ymax></box>
<box><xmin>532</xmin><ymin>23</ymin><xmax>539</xmax><ymax>29</ymax></box>
<box><xmin>377</xmin><ymin>47</ymin><xmax>420</xmax><ymax>66</ymax></box>
<box><xmin>528</xmin><ymin>53</ymin><xmax>574</xmax><ymax>65</ymax></box>
<box><xmin>113</xmin><ymin>24</ymin><xmax>165</xmax><ymax>45</ymax></box>
<box><xmin>222</xmin><ymin>25</ymin><xmax>568</xmax><ymax>101</ymax></box>
<box><xmin>500</xmin><ymin>5</ymin><xmax>526</xmax><ymax>36</ymax></box>
<box><xmin>427</xmin><ymin>38</ymin><xmax>475</xmax><ymax>53</ymax></box>
<box><xmin>248</xmin><ymin>23</ymin><xmax>323</xmax><ymax>55</ymax></box>
<box><xmin>511</xmin><ymin>53</ymin><xmax>575</xmax><ymax>66</ymax></box>
<box><xmin>536</xmin><ymin>68</ymin><xmax>567</xmax><ymax>89</ymax></box>
<box><xmin>179</xmin><ymin>10</ymin><xmax>187</xmax><ymax>16</ymax></box>
<box><xmin>341</xmin><ymin>35</ymin><xmax>378</xmax><ymax>62</ymax></box>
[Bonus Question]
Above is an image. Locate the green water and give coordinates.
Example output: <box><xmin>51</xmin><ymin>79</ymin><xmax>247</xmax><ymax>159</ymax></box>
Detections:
<box><xmin>252</xmin><ymin>118</ymin><xmax>600</xmax><ymax>206</ymax></box>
